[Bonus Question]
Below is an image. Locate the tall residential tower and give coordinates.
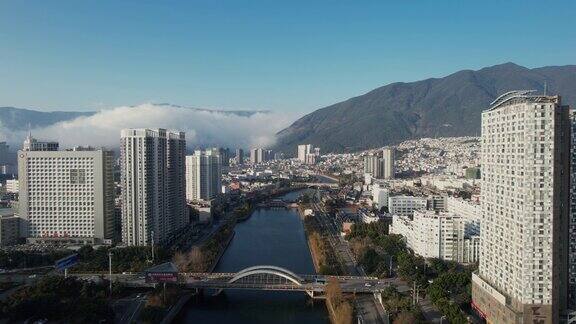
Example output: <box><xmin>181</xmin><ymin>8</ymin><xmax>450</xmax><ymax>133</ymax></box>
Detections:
<box><xmin>471</xmin><ymin>91</ymin><xmax>571</xmax><ymax>323</ymax></box>
<box><xmin>382</xmin><ymin>147</ymin><xmax>395</xmax><ymax>179</ymax></box>
<box><xmin>185</xmin><ymin>149</ymin><xmax>222</xmax><ymax>202</ymax></box>
<box><xmin>120</xmin><ymin>129</ymin><xmax>187</xmax><ymax>246</ymax></box>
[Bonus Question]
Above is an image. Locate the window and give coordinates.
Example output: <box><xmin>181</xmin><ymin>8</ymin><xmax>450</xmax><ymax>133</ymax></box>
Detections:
<box><xmin>70</xmin><ymin>169</ymin><xmax>86</xmax><ymax>184</ymax></box>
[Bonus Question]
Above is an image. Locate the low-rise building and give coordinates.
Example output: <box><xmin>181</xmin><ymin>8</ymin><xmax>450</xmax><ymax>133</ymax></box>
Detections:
<box><xmin>390</xmin><ymin>210</ymin><xmax>479</xmax><ymax>263</ymax></box>
<box><xmin>372</xmin><ymin>184</ymin><xmax>389</xmax><ymax>209</ymax></box>
<box><xmin>388</xmin><ymin>195</ymin><xmax>427</xmax><ymax>217</ymax></box>
<box><xmin>5</xmin><ymin>179</ymin><xmax>18</xmax><ymax>193</ymax></box>
<box><xmin>446</xmin><ymin>196</ymin><xmax>480</xmax><ymax>236</ymax></box>
<box><xmin>0</xmin><ymin>208</ymin><xmax>20</xmax><ymax>246</ymax></box>
<box><xmin>359</xmin><ymin>209</ymin><xmax>379</xmax><ymax>224</ymax></box>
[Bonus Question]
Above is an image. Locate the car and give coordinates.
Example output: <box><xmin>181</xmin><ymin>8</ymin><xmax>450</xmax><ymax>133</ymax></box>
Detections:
<box><xmin>364</xmin><ymin>283</ymin><xmax>372</xmax><ymax>287</ymax></box>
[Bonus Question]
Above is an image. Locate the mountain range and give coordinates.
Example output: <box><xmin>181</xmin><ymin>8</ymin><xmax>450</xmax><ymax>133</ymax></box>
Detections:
<box><xmin>274</xmin><ymin>62</ymin><xmax>576</xmax><ymax>154</ymax></box>
<box><xmin>1</xmin><ymin>63</ymin><xmax>575</xmax><ymax>154</ymax></box>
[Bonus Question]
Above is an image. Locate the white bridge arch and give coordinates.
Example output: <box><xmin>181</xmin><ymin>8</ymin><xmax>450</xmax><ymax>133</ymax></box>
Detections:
<box><xmin>227</xmin><ymin>265</ymin><xmax>304</xmax><ymax>286</ymax></box>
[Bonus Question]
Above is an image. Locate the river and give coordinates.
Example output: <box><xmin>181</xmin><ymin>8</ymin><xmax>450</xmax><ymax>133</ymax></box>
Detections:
<box><xmin>178</xmin><ymin>190</ymin><xmax>329</xmax><ymax>323</ymax></box>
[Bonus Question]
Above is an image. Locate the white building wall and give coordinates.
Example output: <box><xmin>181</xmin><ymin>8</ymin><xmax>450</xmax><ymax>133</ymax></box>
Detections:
<box><xmin>186</xmin><ymin>150</ymin><xmax>222</xmax><ymax>202</ymax></box>
<box><xmin>18</xmin><ymin>148</ymin><xmax>114</xmax><ymax>242</ymax></box>
<box><xmin>121</xmin><ymin>128</ymin><xmax>187</xmax><ymax>246</ymax></box>
<box><xmin>372</xmin><ymin>185</ymin><xmax>389</xmax><ymax>208</ymax></box>
<box><xmin>5</xmin><ymin>179</ymin><xmax>19</xmax><ymax>193</ymax></box>
<box><xmin>388</xmin><ymin>195</ymin><xmax>427</xmax><ymax>217</ymax></box>
<box><xmin>478</xmin><ymin>94</ymin><xmax>570</xmax><ymax>310</ymax></box>
<box><xmin>390</xmin><ymin>210</ymin><xmax>479</xmax><ymax>263</ymax></box>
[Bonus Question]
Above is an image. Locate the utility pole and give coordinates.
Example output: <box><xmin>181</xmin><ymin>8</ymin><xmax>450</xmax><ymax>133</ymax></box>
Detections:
<box><xmin>108</xmin><ymin>251</ymin><xmax>113</xmax><ymax>297</ymax></box>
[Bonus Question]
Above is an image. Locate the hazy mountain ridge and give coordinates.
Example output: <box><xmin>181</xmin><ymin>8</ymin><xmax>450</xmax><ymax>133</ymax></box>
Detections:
<box><xmin>275</xmin><ymin>63</ymin><xmax>576</xmax><ymax>154</ymax></box>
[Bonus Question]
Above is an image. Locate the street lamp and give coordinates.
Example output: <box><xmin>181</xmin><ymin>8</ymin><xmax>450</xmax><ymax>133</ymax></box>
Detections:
<box><xmin>440</xmin><ymin>315</ymin><xmax>446</xmax><ymax>324</ymax></box>
<box><xmin>108</xmin><ymin>251</ymin><xmax>113</xmax><ymax>297</ymax></box>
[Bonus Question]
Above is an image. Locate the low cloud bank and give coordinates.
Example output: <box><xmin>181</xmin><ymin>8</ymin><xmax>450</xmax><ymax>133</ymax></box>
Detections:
<box><xmin>1</xmin><ymin>104</ymin><xmax>295</xmax><ymax>150</ymax></box>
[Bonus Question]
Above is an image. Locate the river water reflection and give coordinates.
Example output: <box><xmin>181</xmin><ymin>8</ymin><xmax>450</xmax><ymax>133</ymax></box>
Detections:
<box><xmin>179</xmin><ymin>190</ymin><xmax>329</xmax><ymax>324</ymax></box>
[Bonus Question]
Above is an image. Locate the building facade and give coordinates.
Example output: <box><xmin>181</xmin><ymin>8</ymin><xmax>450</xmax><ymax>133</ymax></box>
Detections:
<box><xmin>236</xmin><ymin>148</ymin><xmax>244</xmax><ymax>165</ymax></box>
<box><xmin>390</xmin><ymin>210</ymin><xmax>479</xmax><ymax>263</ymax></box>
<box><xmin>364</xmin><ymin>155</ymin><xmax>385</xmax><ymax>179</ymax></box>
<box><xmin>447</xmin><ymin>196</ymin><xmax>481</xmax><ymax>236</ymax></box>
<box><xmin>5</xmin><ymin>179</ymin><xmax>19</xmax><ymax>193</ymax></box>
<box><xmin>382</xmin><ymin>147</ymin><xmax>395</xmax><ymax>179</ymax></box>
<box><xmin>120</xmin><ymin>128</ymin><xmax>187</xmax><ymax>246</ymax></box>
<box><xmin>472</xmin><ymin>91</ymin><xmax>570</xmax><ymax>324</ymax></box>
<box><xmin>186</xmin><ymin>150</ymin><xmax>222</xmax><ymax>202</ymax></box>
<box><xmin>249</xmin><ymin>148</ymin><xmax>273</xmax><ymax>164</ymax></box>
<box><xmin>297</xmin><ymin>144</ymin><xmax>319</xmax><ymax>164</ymax></box>
<box><xmin>388</xmin><ymin>195</ymin><xmax>427</xmax><ymax>217</ymax></box>
<box><xmin>22</xmin><ymin>133</ymin><xmax>59</xmax><ymax>152</ymax></box>
<box><xmin>570</xmin><ymin>110</ymin><xmax>576</xmax><ymax>312</ymax></box>
<box><xmin>0</xmin><ymin>208</ymin><xmax>20</xmax><ymax>246</ymax></box>
<box><xmin>372</xmin><ymin>184</ymin><xmax>389</xmax><ymax>209</ymax></box>
<box><xmin>18</xmin><ymin>146</ymin><xmax>115</xmax><ymax>243</ymax></box>
<box><xmin>298</xmin><ymin>144</ymin><xmax>312</xmax><ymax>162</ymax></box>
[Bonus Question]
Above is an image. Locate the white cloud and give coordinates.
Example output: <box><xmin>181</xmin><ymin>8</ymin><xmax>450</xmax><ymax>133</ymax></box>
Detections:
<box><xmin>2</xmin><ymin>104</ymin><xmax>295</xmax><ymax>150</ymax></box>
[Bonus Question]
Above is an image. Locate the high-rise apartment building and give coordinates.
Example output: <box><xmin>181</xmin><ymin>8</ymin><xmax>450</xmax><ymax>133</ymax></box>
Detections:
<box><xmin>472</xmin><ymin>91</ymin><xmax>570</xmax><ymax>324</ymax></box>
<box><xmin>382</xmin><ymin>147</ymin><xmax>395</xmax><ymax>179</ymax></box>
<box><xmin>186</xmin><ymin>150</ymin><xmax>221</xmax><ymax>202</ymax></box>
<box><xmin>18</xmin><ymin>145</ymin><xmax>115</xmax><ymax>244</ymax></box>
<box><xmin>235</xmin><ymin>148</ymin><xmax>244</xmax><ymax>165</ymax></box>
<box><xmin>364</xmin><ymin>155</ymin><xmax>385</xmax><ymax>179</ymax></box>
<box><xmin>298</xmin><ymin>144</ymin><xmax>312</xmax><ymax>162</ymax></box>
<box><xmin>120</xmin><ymin>128</ymin><xmax>187</xmax><ymax>246</ymax></box>
<box><xmin>208</xmin><ymin>147</ymin><xmax>230</xmax><ymax>169</ymax></box>
<box><xmin>250</xmin><ymin>148</ymin><xmax>262</xmax><ymax>164</ymax></box>
<box><xmin>250</xmin><ymin>147</ymin><xmax>272</xmax><ymax>164</ymax></box>
<box><xmin>0</xmin><ymin>142</ymin><xmax>9</xmax><ymax>165</ymax></box>
<box><xmin>570</xmin><ymin>111</ymin><xmax>576</xmax><ymax>310</ymax></box>
<box><xmin>297</xmin><ymin>144</ymin><xmax>320</xmax><ymax>165</ymax></box>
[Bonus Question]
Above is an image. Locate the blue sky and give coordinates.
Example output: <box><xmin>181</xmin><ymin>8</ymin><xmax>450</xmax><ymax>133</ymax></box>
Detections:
<box><xmin>1</xmin><ymin>0</ymin><xmax>574</xmax><ymax>114</ymax></box>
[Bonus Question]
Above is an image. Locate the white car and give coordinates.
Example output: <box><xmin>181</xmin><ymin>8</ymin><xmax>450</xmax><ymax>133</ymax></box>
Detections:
<box><xmin>364</xmin><ymin>283</ymin><xmax>372</xmax><ymax>287</ymax></box>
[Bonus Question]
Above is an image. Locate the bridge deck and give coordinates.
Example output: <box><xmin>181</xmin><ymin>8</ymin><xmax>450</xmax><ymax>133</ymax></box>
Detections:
<box><xmin>68</xmin><ymin>270</ymin><xmax>386</xmax><ymax>294</ymax></box>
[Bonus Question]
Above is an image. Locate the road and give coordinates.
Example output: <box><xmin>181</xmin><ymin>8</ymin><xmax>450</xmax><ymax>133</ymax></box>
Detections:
<box><xmin>113</xmin><ymin>293</ymin><xmax>147</xmax><ymax>324</ymax></box>
<box><xmin>310</xmin><ymin>196</ymin><xmax>386</xmax><ymax>323</ymax></box>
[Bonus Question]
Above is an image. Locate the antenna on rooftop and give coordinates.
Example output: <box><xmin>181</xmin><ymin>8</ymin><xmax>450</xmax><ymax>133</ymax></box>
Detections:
<box><xmin>543</xmin><ymin>81</ymin><xmax>547</xmax><ymax>96</ymax></box>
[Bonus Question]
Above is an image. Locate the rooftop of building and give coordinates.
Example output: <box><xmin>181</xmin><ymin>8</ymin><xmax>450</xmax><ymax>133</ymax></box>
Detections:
<box><xmin>487</xmin><ymin>90</ymin><xmax>560</xmax><ymax>111</ymax></box>
<box><xmin>0</xmin><ymin>208</ymin><xmax>15</xmax><ymax>217</ymax></box>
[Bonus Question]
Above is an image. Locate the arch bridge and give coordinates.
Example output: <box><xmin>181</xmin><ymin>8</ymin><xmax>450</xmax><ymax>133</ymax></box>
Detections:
<box><xmin>181</xmin><ymin>265</ymin><xmax>384</xmax><ymax>299</ymax></box>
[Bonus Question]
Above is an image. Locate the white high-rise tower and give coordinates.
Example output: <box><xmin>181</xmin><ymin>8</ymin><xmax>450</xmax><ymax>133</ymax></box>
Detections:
<box><xmin>382</xmin><ymin>147</ymin><xmax>395</xmax><ymax>179</ymax></box>
<box><xmin>471</xmin><ymin>91</ymin><xmax>570</xmax><ymax>324</ymax></box>
<box><xmin>120</xmin><ymin>128</ymin><xmax>187</xmax><ymax>246</ymax></box>
<box><xmin>186</xmin><ymin>149</ymin><xmax>222</xmax><ymax>202</ymax></box>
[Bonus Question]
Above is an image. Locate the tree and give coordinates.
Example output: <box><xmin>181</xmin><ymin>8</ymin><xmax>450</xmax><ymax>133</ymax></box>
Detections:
<box><xmin>360</xmin><ymin>248</ymin><xmax>383</xmax><ymax>274</ymax></box>
<box><xmin>393</xmin><ymin>312</ymin><xmax>418</xmax><ymax>324</ymax></box>
<box><xmin>326</xmin><ymin>278</ymin><xmax>353</xmax><ymax>324</ymax></box>
<box><xmin>0</xmin><ymin>276</ymin><xmax>114</xmax><ymax>323</ymax></box>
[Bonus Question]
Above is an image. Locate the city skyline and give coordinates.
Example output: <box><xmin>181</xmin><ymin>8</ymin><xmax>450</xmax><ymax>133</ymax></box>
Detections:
<box><xmin>1</xmin><ymin>1</ymin><xmax>576</xmax><ymax>322</ymax></box>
